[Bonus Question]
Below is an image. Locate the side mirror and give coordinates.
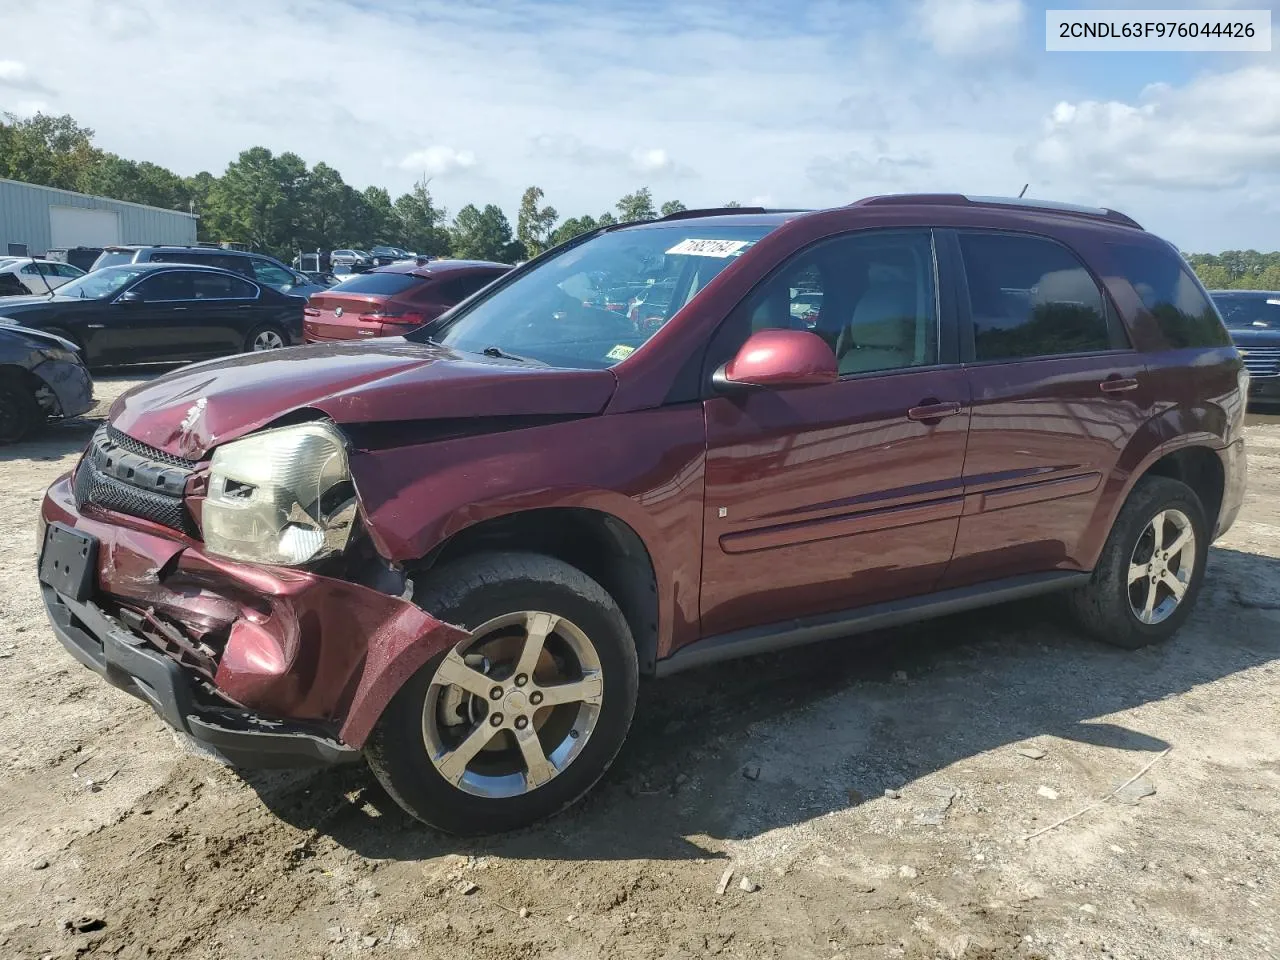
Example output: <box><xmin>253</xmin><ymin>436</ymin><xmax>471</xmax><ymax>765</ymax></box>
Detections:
<box><xmin>713</xmin><ymin>328</ymin><xmax>838</xmax><ymax>392</ymax></box>
<box><xmin>117</xmin><ymin>289</ymin><xmax>144</xmax><ymax>304</ymax></box>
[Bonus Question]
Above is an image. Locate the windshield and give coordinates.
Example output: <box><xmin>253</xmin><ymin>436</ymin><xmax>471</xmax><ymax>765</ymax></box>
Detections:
<box><xmin>57</xmin><ymin>265</ymin><xmax>154</xmax><ymax>299</ymax></box>
<box><xmin>1213</xmin><ymin>294</ymin><xmax>1280</xmax><ymax>330</ymax></box>
<box><xmin>417</xmin><ymin>224</ymin><xmax>773</xmax><ymax>368</ymax></box>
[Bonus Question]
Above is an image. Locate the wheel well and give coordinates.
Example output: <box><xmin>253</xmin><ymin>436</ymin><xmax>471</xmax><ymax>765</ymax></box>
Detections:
<box><xmin>1144</xmin><ymin>446</ymin><xmax>1225</xmax><ymax>529</ymax></box>
<box><xmin>419</xmin><ymin>508</ymin><xmax>661</xmax><ymax>674</ymax></box>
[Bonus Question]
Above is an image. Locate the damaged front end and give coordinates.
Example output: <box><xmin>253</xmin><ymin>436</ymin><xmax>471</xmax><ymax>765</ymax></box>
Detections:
<box><xmin>38</xmin><ymin>421</ymin><xmax>467</xmax><ymax>767</ymax></box>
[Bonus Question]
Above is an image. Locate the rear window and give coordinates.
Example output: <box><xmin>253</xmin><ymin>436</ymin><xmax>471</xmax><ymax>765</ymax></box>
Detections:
<box><xmin>1213</xmin><ymin>295</ymin><xmax>1280</xmax><ymax>331</ymax></box>
<box><xmin>1105</xmin><ymin>242</ymin><xmax>1230</xmax><ymax>348</ymax></box>
<box><xmin>93</xmin><ymin>250</ymin><xmax>136</xmax><ymax>270</ymax></box>
<box><xmin>329</xmin><ymin>272</ymin><xmax>422</xmax><ymax>295</ymax></box>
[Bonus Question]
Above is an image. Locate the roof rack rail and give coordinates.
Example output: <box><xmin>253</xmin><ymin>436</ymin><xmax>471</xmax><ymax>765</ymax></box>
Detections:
<box><xmin>656</xmin><ymin>206</ymin><xmax>767</xmax><ymax>221</ymax></box>
<box><xmin>853</xmin><ymin>194</ymin><xmax>1143</xmax><ymax>230</ymax></box>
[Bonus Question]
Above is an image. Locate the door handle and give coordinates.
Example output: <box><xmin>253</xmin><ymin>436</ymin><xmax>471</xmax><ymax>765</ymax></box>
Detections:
<box><xmin>1100</xmin><ymin>376</ymin><xmax>1139</xmax><ymax>394</ymax></box>
<box><xmin>85</xmin><ymin>323</ymin><xmax>105</xmax><ymax>329</ymax></box>
<box><xmin>907</xmin><ymin>400</ymin><xmax>962</xmax><ymax>422</ymax></box>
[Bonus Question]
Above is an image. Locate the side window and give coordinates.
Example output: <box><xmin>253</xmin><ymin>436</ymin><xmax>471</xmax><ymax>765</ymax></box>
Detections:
<box><xmin>250</xmin><ymin>259</ymin><xmax>294</xmax><ymax>289</ymax></box>
<box><xmin>959</xmin><ymin>232</ymin><xmax>1112</xmax><ymax>361</ymax></box>
<box><xmin>56</xmin><ymin>263</ymin><xmax>83</xmax><ymax>278</ymax></box>
<box><xmin>132</xmin><ymin>271</ymin><xmax>195</xmax><ymax>301</ymax></box>
<box><xmin>191</xmin><ymin>273</ymin><xmax>257</xmax><ymax>300</ymax></box>
<box><xmin>710</xmin><ymin>230</ymin><xmax>938</xmax><ymax>378</ymax></box>
<box><xmin>1105</xmin><ymin>242</ymin><xmax>1231</xmax><ymax>348</ymax></box>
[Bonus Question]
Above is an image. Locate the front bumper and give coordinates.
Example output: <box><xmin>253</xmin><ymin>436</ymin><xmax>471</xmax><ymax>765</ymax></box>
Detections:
<box><xmin>39</xmin><ymin>472</ymin><xmax>467</xmax><ymax>766</ymax></box>
<box><xmin>33</xmin><ymin>358</ymin><xmax>94</xmax><ymax>419</ymax></box>
<box><xmin>42</xmin><ymin>584</ymin><xmax>358</xmax><ymax>767</ymax></box>
<box><xmin>1248</xmin><ymin>376</ymin><xmax>1280</xmax><ymax>401</ymax></box>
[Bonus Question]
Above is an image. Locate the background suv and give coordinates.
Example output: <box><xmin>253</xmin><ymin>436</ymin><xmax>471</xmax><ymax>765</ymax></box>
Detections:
<box><xmin>1210</xmin><ymin>289</ymin><xmax>1280</xmax><ymax>404</ymax></box>
<box><xmin>38</xmin><ymin>195</ymin><xmax>1245</xmax><ymax>836</ymax></box>
<box><xmin>91</xmin><ymin>245</ymin><xmax>326</xmax><ymax>299</ymax></box>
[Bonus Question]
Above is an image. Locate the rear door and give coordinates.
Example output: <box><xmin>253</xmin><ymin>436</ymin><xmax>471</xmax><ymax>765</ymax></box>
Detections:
<box><xmin>188</xmin><ymin>271</ymin><xmax>262</xmax><ymax>354</ymax></box>
<box><xmin>699</xmin><ymin>228</ymin><xmax>971</xmax><ymax>637</ymax></box>
<box><xmin>939</xmin><ymin>229</ymin><xmax>1154</xmax><ymax>588</ymax></box>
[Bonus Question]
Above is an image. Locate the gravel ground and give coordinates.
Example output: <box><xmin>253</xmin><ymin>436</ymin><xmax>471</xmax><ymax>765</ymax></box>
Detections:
<box><xmin>0</xmin><ymin>373</ymin><xmax>1277</xmax><ymax>960</ymax></box>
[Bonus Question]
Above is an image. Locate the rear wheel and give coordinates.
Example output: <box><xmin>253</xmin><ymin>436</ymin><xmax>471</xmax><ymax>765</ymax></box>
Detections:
<box><xmin>0</xmin><ymin>374</ymin><xmax>44</xmax><ymax>444</ymax></box>
<box><xmin>244</xmin><ymin>324</ymin><xmax>287</xmax><ymax>352</ymax></box>
<box><xmin>366</xmin><ymin>552</ymin><xmax>638</xmax><ymax>835</ymax></box>
<box><xmin>1069</xmin><ymin>476</ymin><xmax>1209</xmax><ymax>649</ymax></box>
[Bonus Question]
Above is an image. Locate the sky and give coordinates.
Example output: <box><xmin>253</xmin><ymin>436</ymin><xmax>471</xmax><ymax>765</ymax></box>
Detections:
<box><xmin>1</xmin><ymin>0</ymin><xmax>1277</xmax><ymax>252</ymax></box>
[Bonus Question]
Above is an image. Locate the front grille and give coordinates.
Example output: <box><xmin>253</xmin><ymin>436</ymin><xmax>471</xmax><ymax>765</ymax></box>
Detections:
<box><xmin>73</xmin><ymin>426</ymin><xmax>199</xmax><ymax>537</ymax></box>
<box><xmin>1242</xmin><ymin>346</ymin><xmax>1280</xmax><ymax>378</ymax></box>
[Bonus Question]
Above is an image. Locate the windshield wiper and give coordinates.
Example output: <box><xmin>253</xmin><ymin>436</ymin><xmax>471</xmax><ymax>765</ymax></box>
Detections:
<box><xmin>480</xmin><ymin>345</ymin><xmax>545</xmax><ymax>365</ymax></box>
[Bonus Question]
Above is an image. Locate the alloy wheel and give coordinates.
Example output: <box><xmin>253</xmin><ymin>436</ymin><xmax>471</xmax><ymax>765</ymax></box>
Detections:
<box><xmin>422</xmin><ymin>611</ymin><xmax>605</xmax><ymax>798</ymax></box>
<box><xmin>253</xmin><ymin>329</ymin><xmax>285</xmax><ymax>351</ymax></box>
<box><xmin>1127</xmin><ymin>508</ymin><xmax>1196</xmax><ymax>625</ymax></box>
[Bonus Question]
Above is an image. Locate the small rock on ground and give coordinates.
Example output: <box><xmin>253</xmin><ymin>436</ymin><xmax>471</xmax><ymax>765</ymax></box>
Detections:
<box><xmin>738</xmin><ymin>876</ymin><xmax>759</xmax><ymax>893</ymax></box>
<box><xmin>1037</xmin><ymin>785</ymin><xmax>1059</xmax><ymax>800</ymax></box>
<box><xmin>1017</xmin><ymin>747</ymin><xmax>1047</xmax><ymax>760</ymax></box>
<box><xmin>1114</xmin><ymin>778</ymin><xmax>1157</xmax><ymax>805</ymax></box>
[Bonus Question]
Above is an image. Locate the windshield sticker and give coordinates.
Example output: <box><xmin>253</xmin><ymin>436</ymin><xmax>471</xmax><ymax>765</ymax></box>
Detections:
<box><xmin>606</xmin><ymin>344</ymin><xmax>636</xmax><ymax>361</ymax></box>
<box><xmin>665</xmin><ymin>238</ymin><xmax>752</xmax><ymax>258</ymax></box>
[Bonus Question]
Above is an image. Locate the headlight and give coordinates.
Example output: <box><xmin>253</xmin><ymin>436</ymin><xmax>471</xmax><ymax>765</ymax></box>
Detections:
<box><xmin>202</xmin><ymin>422</ymin><xmax>357</xmax><ymax>565</ymax></box>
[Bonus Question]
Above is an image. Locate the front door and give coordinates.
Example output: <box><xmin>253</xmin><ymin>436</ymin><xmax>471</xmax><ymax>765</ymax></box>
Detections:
<box><xmin>699</xmin><ymin>229</ymin><xmax>972</xmax><ymax>638</ymax></box>
<box><xmin>938</xmin><ymin>229</ymin><xmax>1156</xmax><ymax>588</ymax></box>
<box><xmin>94</xmin><ymin>269</ymin><xmax>199</xmax><ymax>363</ymax></box>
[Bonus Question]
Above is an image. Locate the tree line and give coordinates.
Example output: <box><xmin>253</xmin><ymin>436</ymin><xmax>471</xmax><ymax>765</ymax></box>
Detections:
<box><xmin>0</xmin><ymin>113</ymin><xmax>719</xmax><ymax>263</ymax></box>
<box><xmin>4</xmin><ymin>113</ymin><xmax>1276</xmax><ymax>283</ymax></box>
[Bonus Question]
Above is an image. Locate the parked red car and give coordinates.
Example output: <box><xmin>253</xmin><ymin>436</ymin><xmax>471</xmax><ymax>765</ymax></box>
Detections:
<box><xmin>303</xmin><ymin>260</ymin><xmax>510</xmax><ymax>342</ymax></box>
<box><xmin>38</xmin><ymin>195</ymin><xmax>1247</xmax><ymax>834</ymax></box>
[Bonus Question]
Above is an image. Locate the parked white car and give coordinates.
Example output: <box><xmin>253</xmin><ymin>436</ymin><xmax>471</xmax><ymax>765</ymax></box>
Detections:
<box><xmin>0</xmin><ymin>258</ymin><xmax>86</xmax><ymax>295</ymax></box>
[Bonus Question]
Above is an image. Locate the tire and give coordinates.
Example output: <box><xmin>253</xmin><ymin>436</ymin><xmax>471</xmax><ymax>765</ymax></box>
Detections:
<box><xmin>1068</xmin><ymin>476</ymin><xmax>1210</xmax><ymax>649</ymax></box>
<box><xmin>366</xmin><ymin>551</ymin><xmax>639</xmax><ymax>835</ymax></box>
<box><xmin>244</xmin><ymin>324</ymin><xmax>287</xmax><ymax>352</ymax></box>
<box><xmin>0</xmin><ymin>374</ymin><xmax>44</xmax><ymax>444</ymax></box>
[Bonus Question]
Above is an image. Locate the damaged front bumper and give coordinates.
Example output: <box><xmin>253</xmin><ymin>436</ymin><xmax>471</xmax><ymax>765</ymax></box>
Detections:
<box><xmin>38</xmin><ymin>473</ymin><xmax>467</xmax><ymax>768</ymax></box>
<box><xmin>33</xmin><ymin>357</ymin><xmax>94</xmax><ymax>420</ymax></box>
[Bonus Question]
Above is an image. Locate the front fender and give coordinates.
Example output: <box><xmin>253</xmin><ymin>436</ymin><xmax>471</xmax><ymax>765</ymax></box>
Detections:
<box><xmin>349</xmin><ymin>407</ymin><xmax>708</xmax><ymax>655</ymax></box>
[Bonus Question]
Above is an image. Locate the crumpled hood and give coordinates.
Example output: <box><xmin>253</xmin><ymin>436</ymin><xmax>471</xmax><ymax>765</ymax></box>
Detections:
<box><xmin>108</xmin><ymin>339</ymin><xmax>618</xmax><ymax>460</ymax></box>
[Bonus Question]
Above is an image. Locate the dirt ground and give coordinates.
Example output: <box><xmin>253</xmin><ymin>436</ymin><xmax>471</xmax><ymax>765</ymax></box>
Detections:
<box><xmin>1</xmin><ymin>373</ymin><xmax>1277</xmax><ymax>960</ymax></box>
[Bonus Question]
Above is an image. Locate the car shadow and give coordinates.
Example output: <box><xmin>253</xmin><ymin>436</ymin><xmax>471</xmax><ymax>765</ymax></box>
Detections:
<box><xmin>241</xmin><ymin>544</ymin><xmax>1280</xmax><ymax>863</ymax></box>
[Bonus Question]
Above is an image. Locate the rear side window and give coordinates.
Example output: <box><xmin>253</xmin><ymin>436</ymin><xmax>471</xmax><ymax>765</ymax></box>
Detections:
<box><xmin>331</xmin><ymin>272</ymin><xmax>421</xmax><ymax>295</ymax></box>
<box><xmin>1106</xmin><ymin>242</ymin><xmax>1231</xmax><ymax>348</ymax></box>
<box><xmin>433</xmin><ymin>273</ymin><xmax>499</xmax><ymax>302</ymax></box>
<box><xmin>93</xmin><ymin>250</ymin><xmax>136</xmax><ymax>269</ymax></box>
<box><xmin>192</xmin><ymin>273</ymin><xmax>257</xmax><ymax>299</ymax></box>
<box><xmin>959</xmin><ymin>232</ymin><xmax>1113</xmax><ymax>361</ymax></box>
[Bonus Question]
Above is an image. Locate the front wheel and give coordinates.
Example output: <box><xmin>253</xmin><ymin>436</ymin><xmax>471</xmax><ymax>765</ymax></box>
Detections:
<box><xmin>244</xmin><ymin>324</ymin><xmax>287</xmax><ymax>352</ymax></box>
<box><xmin>366</xmin><ymin>552</ymin><xmax>639</xmax><ymax>835</ymax></box>
<box><xmin>0</xmin><ymin>375</ymin><xmax>43</xmax><ymax>444</ymax></box>
<box><xmin>1069</xmin><ymin>476</ymin><xmax>1209</xmax><ymax>649</ymax></box>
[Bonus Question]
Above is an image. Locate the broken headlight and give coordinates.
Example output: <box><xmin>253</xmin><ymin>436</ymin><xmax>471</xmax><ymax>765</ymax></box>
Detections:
<box><xmin>202</xmin><ymin>422</ymin><xmax>357</xmax><ymax>566</ymax></box>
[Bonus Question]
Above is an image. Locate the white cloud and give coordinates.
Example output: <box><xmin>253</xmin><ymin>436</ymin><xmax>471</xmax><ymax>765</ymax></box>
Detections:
<box><xmin>915</xmin><ymin>0</ymin><xmax>1025</xmax><ymax>58</ymax></box>
<box><xmin>1026</xmin><ymin>67</ymin><xmax>1280</xmax><ymax>190</ymax></box>
<box><xmin>0</xmin><ymin>0</ymin><xmax>1273</xmax><ymax>250</ymax></box>
<box><xmin>398</xmin><ymin>145</ymin><xmax>478</xmax><ymax>177</ymax></box>
<box><xmin>0</xmin><ymin>60</ymin><xmax>29</xmax><ymax>83</ymax></box>
<box><xmin>631</xmin><ymin>148</ymin><xmax>673</xmax><ymax>174</ymax></box>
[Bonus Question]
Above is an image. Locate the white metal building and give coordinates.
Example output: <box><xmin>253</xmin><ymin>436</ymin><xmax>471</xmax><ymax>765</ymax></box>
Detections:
<box><xmin>0</xmin><ymin>177</ymin><xmax>198</xmax><ymax>256</ymax></box>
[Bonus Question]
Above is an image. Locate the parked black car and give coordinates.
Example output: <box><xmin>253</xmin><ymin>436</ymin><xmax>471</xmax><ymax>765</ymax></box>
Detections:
<box><xmin>369</xmin><ymin>246</ymin><xmax>413</xmax><ymax>266</ymax></box>
<box><xmin>1209</xmin><ymin>290</ymin><xmax>1280</xmax><ymax>403</ymax></box>
<box><xmin>0</xmin><ymin>323</ymin><xmax>94</xmax><ymax>443</ymax></box>
<box><xmin>91</xmin><ymin>245</ymin><xmax>327</xmax><ymax>299</ymax></box>
<box><xmin>0</xmin><ymin>264</ymin><xmax>304</xmax><ymax>367</ymax></box>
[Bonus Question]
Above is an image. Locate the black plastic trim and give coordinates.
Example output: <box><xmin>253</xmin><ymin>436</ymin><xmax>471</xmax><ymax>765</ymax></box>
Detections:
<box><xmin>654</xmin><ymin>571</ymin><xmax>1090</xmax><ymax>677</ymax></box>
<box><xmin>40</xmin><ymin>585</ymin><xmax>360</xmax><ymax>768</ymax></box>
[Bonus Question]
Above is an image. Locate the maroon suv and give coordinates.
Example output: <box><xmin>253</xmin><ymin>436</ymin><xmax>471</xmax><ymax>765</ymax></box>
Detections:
<box><xmin>303</xmin><ymin>259</ymin><xmax>510</xmax><ymax>343</ymax></box>
<box><xmin>37</xmin><ymin>195</ymin><xmax>1247</xmax><ymax>834</ymax></box>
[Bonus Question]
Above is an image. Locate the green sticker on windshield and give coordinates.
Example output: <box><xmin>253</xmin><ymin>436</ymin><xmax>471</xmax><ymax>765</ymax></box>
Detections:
<box><xmin>606</xmin><ymin>344</ymin><xmax>635</xmax><ymax>361</ymax></box>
